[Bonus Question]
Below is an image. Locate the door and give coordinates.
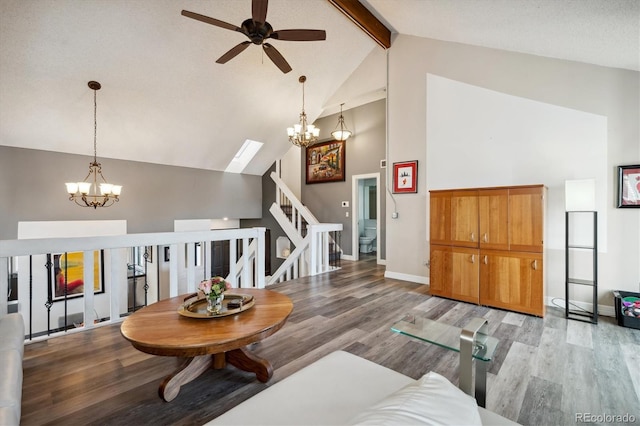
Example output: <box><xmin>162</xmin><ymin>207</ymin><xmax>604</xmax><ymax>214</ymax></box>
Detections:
<box><xmin>478</xmin><ymin>189</ymin><xmax>509</xmax><ymax>250</ymax></box>
<box><xmin>451</xmin><ymin>190</ymin><xmax>479</xmax><ymax>248</ymax></box>
<box><xmin>429</xmin><ymin>191</ymin><xmax>451</xmax><ymax>245</ymax></box>
<box><xmin>509</xmin><ymin>186</ymin><xmax>544</xmax><ymax>253</ymax></box>
<box><xmin>429</xmin><ymin>245</ymin><xmax>452</xmax><ymax>298</ymax></box>
<box><xmin>480</xmin><ymin>250</ymin><xmax>544</xmax><ymax>316</ymax></box>
<box><xmin>210</xmin><ymin>240</ymin><xmax>230</xmax><ymax>278</ymax></box>
<box><xmin>451</xmin><ymin>247</ymin><xmax>480</xmax><ymax>304</ymax></box>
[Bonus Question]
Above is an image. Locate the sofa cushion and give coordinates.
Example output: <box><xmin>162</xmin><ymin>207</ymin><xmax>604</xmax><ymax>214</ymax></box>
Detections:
<box><xmin>349</xmin><ymin>371</ymin><xmax>482</xmax><ymax>425</ymax></box>
<box><xmin>0</xmin><ymin>406</ymin><xmax>19</xmax><ymax>426</ymax></box>
<box><xmin>0</xmin><ymin>349</ymin><xmax>23</xmax><ymax>422</ymax></box>
<box><xmin>0</xmin><ymin>313</ymin><xmax>25</xmax><ymax>356</ymax></box>
<box><xmin>209</xmin><ymin>351</ymin><xmax>414</xmax><ymax>425</ymax></box>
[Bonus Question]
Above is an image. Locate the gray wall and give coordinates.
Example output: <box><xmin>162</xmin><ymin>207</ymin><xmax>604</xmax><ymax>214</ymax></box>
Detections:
<box><xmin>301</xmin><ymin>99</ymin><xmax>387</xmax><ymax>258</ymax></box>
<box><xmin>0</xmin><ymin>146</ymin><xmax>262</xmax><ymax>239</ymax></box>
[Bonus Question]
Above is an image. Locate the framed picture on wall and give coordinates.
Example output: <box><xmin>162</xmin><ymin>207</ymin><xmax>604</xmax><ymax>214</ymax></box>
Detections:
<box><xmin>392</xmin><ymin>161</ymin><xmax>418</xmax><ymax>193</ymax></box>
<box><xmin>617</xmin><ymin>164</ymin><xmax>640</xmax><ymax>208</ymax></box>
<box><xmin>305</xmin><ymin>140</ymin><xmax>346</xmax><ymax>184</ymax></box>
<box><xmin>50</xmin><ymin>251</ymin><xmax>105</xmax><ymax>302</ymax></box>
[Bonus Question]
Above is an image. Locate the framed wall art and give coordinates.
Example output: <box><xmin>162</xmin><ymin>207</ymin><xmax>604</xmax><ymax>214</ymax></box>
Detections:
<box><xmin>305</xmin><ymin>140</ymin><xmax>346</xmax><ymax>184</ymax></box>
<box><xmin>393</xmin><ymin>161</ymin><xmax>418</xmax><ymax>193</ymax></box>
<box><xmin>617</xmin><ymin>164</ymin><xmax>640</xmax><ymax>208</ymax></box>
<box><xmin>50</xmin><ymin>251</ymin><xmax>105</xmax><ymax>302</ymax></box>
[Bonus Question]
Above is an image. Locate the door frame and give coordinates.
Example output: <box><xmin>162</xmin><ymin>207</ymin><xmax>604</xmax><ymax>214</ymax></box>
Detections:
<box><xmin>351</xmin><ymin>173</ymin><xmax>381</xmax><ymax>263</ymax></box>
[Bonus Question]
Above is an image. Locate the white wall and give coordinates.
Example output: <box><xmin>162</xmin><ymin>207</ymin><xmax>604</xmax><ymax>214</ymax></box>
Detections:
<box><xmin>280</xmin><ymin>145</ymin><xmax>302</xmax><ymax>200</ymax></box>
<box><xmin>385</xmin><ymin>34</ymin><xmax>640</xmax><ymax>307</ymax></box>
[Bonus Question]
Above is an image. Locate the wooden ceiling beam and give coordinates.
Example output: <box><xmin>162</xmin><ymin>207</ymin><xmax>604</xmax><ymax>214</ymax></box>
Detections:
<box><xmin>328</xmin><ymin>0</ymin><xmax>392</xmax><ymax>49</ymax></box>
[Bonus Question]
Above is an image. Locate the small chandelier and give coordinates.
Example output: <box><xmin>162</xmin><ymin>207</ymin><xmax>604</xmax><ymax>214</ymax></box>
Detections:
<box><xmin>287</xmin><ymin>76</ymin><xmax>319</xmax><ymax>148</ymax></box>
<box><xmin>331</xmin><ymin>103</ymin><xmax>352</xmax><ymax>141</ymax></box>
<box><xmin>65</xmin><ymin>81</ymin><xmax>122</xmax><ymax>208</ymax></box>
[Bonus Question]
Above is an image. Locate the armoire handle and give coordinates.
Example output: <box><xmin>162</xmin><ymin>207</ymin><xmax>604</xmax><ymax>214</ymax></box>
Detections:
<box><xmin>483</xmin><ymin>233</ymin><xmax>488</xmax><ymax>242</ymax></box>
<box><xmin>532</xmin><ymin>260</ymin><xmax>537</xmax><ymax>270</ymax></box>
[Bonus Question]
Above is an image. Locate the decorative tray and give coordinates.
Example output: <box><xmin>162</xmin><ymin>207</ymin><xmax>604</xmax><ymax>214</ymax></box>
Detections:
<box><xmin>178</xmin><ymin>293</ymin><xmax>255</xmax><ymax>319</ymax></box>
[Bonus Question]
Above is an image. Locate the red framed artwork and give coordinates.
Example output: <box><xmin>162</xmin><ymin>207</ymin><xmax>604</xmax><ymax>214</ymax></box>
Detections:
<box><xmin>392</xmin><ymin>161</ymin><xmax>418</xmax><ymax>193</ymax></box>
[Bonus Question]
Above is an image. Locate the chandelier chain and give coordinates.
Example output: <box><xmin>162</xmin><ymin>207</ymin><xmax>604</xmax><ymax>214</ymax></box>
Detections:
<box><xmin>93</xmin><ymin>88</ymin><xmax>98</xmax><ymax>162</ymax></box>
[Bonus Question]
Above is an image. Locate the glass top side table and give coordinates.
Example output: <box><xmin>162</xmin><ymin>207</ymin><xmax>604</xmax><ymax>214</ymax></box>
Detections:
<box><xmin>391</xmin><ymin>315</ymin><xmax>499</xmax><ymax>407</ymax></box>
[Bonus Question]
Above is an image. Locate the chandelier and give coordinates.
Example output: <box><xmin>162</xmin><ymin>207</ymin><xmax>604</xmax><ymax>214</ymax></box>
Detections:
<box><xmin>331</xmin><ymin>103</ymin><xmax>352</xmax><ymax>141</ymax></box>
<box><xmin>65</xmin><ymin>81</ymin><xmax>122</xmax><ymax>208</ymax></box>
<box><xmin>287</xmin><ymin>76</ymin><xmax>319</xmax><ymax>148</ymax></box>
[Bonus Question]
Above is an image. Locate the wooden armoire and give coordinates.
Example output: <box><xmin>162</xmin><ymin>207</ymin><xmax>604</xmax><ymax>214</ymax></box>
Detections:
<box><xmin>429</xmin><ymin>185</ymin><xmax>545</xmax><ymax>316</ymax></box>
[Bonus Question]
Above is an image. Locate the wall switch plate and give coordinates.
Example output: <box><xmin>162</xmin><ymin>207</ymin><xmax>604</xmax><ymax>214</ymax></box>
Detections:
<box><xmin>341</xmin><ymin>201</ymin><xmax>349</xmax><ymax>207</ymax></box>
<box><xmin>346</xmin><ymin>211</ymin><xmax>349</xmax><ymax>217</ymax></box>
<box><xmin>380</xmin><ymin>159</ymin><xmax>387</xmax><ymax>168</ymax></box>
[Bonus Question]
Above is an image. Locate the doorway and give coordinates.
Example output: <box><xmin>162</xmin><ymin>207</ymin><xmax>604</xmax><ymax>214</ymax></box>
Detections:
<box><xmin>351</xmin><ymin>173</ymin><xmax>381</xmax><ymax>263</ymax></box>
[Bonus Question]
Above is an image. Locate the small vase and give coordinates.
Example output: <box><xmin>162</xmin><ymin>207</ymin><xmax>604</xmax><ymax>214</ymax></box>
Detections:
<box><xmin>207</xmin><ymin>294</ymin><xmax>224</xmax><ymax>314</ymax></box>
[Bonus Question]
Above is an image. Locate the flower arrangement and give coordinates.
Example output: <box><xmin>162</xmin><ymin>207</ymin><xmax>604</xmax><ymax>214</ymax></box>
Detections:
<box><xmin>198</xmin><ymin>276</ymin><xmax>231</xmax><ymax>300</ymax></box>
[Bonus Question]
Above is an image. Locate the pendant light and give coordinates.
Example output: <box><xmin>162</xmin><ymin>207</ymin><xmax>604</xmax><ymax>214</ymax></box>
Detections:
<box><xmin>65</xmin><ymin>81</ymin><xmax>122</xmax><ymax>208</ymax></box>
<box><xmin>331</xmin><ymin>103</ymin><xmax>352</xmax><ymax>141</ymax></box>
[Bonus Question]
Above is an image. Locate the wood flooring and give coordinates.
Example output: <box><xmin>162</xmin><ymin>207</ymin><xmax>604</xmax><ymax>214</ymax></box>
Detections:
<box><xmin>21</xmin><ymin>257</ymin><xmax>640</xmax><ymax>425</ymax></box>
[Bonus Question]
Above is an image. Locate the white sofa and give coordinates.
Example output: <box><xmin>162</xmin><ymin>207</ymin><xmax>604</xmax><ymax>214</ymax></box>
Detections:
<box><xmin>0</xmin><ymin>313</ymin><xmax>24</xmax><ymax>426</ymax></box>
<box><xmin>208</xmin><ymin>351</ymin><xmax>518</xmax><ymax>425</ymax></box>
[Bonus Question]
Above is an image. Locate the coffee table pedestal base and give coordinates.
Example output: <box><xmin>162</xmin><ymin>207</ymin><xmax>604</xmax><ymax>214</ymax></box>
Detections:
<box><xmin>159</xmin><ymin>347</ymin><xmax>273</xmax><ymax>402</ymax></box>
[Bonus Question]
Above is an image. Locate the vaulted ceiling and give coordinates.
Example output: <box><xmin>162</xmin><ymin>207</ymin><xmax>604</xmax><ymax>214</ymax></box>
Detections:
<box><xmin>1</xmin><ymin>0</ymin><xmax>637</xmax><ymax>176</ymax></box>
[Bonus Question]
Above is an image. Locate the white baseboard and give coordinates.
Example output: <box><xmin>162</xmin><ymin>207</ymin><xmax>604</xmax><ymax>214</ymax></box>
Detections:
<box><xmin>384</xmin><ymin>270</ymin><xmax>428</xmax><ymax>285</ymax></box>
<box><xmin>340</xmin><ymin>254</ymin><xmax>386</xmax><ymax>265</ymax></box>
<box><xmin>545</xmin><ymin>296</ymin><xmax>615</xmax><ymax>317</ymax></box>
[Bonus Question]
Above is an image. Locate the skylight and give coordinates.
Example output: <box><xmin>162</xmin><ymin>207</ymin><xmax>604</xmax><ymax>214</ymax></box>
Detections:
<box><xmin>225</xmin><ymin>139</ymin><xmax>263</xmax><ymax>173</ymax></box>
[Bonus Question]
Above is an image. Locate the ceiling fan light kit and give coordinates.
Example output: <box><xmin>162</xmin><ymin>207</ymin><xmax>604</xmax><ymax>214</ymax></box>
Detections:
<box><xmin>65</xmin><ymin>81</ymin><xmax>122</xmax><ymax>209</ymax></box>
<box><xmin>181</xmin><ymin>0</ymin><xmax>326</xmax><ymax>74</ymax></box>
<box><xmin>288</xmin><ymin>76</ymin><xmax>320</xmax><ymax>148</ymax></box>
<box><xmin>331</xmin><ymin>103</ymin><xmax>352</xmax><ymax>141</ymax></box>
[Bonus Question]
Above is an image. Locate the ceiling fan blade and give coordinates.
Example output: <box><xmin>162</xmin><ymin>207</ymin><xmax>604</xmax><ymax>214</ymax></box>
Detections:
<box><xmin>263</xmin><ymin>43</ymin><xmax>292</xmax><ymax>74</ymax></box>
<box><xmin>252</xmin><ymin>0</ymin><xmax>268</xmax><ymax>24</ymax></box>
<box><xmin>181</xmin><ymin>10</ymin><xmax>240</xmax><ymax>32</ymax></box>
<box><xmin>216</xmin><ymin>41</ymin><xmax>252</xmax><ymax>64</ymax></box>
<box><xmin>270</xmin><ymin>29</ymin><xmax>327</xmax><ymax>41</ymax></box>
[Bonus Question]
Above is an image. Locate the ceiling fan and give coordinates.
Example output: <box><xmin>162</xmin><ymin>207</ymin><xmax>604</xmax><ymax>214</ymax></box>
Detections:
<box><xmin>181</xmin><ymin>0</ymin><xmax>326</xmax><ymax>74</ymax></box>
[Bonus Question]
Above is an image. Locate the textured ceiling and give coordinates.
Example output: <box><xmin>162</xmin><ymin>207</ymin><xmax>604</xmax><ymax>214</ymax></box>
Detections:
<box><xmin>1</xmin><ymin>0</ymin><xmax>638</xmax><ymax>176</ymax></box>
<box><xmin>364</xmin><ymin>0</ymin><xmax>640</xmax><ymax>72</ymax></box>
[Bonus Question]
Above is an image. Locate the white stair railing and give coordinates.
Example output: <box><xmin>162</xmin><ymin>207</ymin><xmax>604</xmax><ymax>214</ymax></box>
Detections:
<box><xmin>0</xmin><ymin>227</ymin><xmax>266</xmax><ymax>343</ymax></box>
<box><xmin>268</xmin><ymin>171</ymin><xmax>342</xmax><ymax>284</ymax></box>
<box><xmin>267</xmin><ymin>222</ymin><xmax>342</xmax><ymax>285</ymax></box>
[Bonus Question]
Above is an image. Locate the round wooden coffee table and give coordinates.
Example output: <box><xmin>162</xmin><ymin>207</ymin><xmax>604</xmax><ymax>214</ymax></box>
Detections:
<box><xmin>120</xmin><ymin>288</ymin><xmax>293</xmax><ymax>402</ymax></box>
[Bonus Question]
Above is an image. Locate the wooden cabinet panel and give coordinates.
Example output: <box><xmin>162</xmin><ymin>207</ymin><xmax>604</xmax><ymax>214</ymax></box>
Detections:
<box><xmin>451</xmin><ymin>247</ymin><xmax>479</xmax><ymax>304</ymax></box>
<box><xmin>509</xmin><ymin>187</ymin><xmax>544</xmax><ymax>253</ymax></box>
<box><xmin>429</xmin><ymin>192</ymin><xmax>451</xmax><ymax>245</ymax></box>
<box><xmin>451</xmin><ymin>190</ymin><xmax>478</xmax><ymax>248</ymax></box>
<box><xmin>429</xmin><ymin>245</ymin><xmax>452</xmax><ymax>298</ymax></box>
<box><xmin>479</xmin><ymin>251</ymin><xmax>544</xmax><ymax>316</ymax></box>
<box><xmin>478</xmin><ymin>189</ymin><xmax>509</xmax><ymax>250</ymax></box>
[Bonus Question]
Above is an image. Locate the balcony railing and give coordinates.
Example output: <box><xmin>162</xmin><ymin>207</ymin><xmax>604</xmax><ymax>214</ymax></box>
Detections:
<box><xmin>0</xmin><ymin>227</ymin><xmax>266</xmax><ymax>342</ymax></box>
